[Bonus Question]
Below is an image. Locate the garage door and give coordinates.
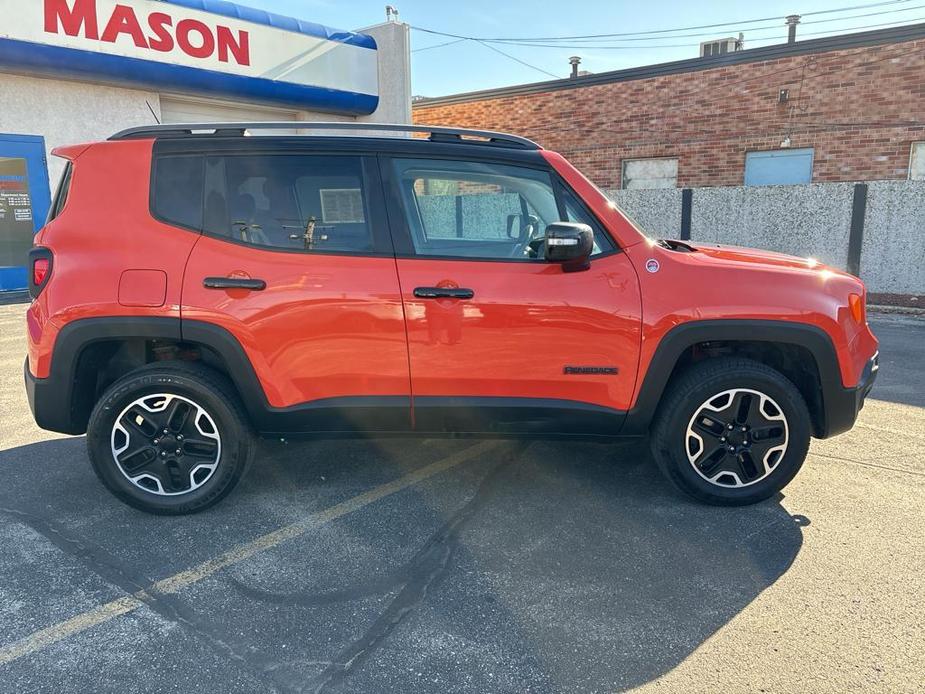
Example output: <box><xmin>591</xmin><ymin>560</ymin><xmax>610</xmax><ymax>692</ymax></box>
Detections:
<box><xmin>159</xmin><ymin>97</ymin><xmax>299</xmax><ymax>130</ymax></box>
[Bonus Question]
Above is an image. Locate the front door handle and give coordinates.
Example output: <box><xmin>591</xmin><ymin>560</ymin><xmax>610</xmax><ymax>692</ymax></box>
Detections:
<box><xmin>413</xmin><ymin>287</ymin><xmax>474</xmax><ymax>300</ymax></box>
<box><xmin>203</xmin><ymin>277</ymin><xmax>267</xmax><ymax>291</ymax></box>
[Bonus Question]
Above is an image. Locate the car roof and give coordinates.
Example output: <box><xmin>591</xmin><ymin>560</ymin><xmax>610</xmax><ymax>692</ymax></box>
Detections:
<box><xmin>140</xmin><ymin>123</ymin><xmax>550</xmax><ymax>167</ymax></box>
<box><xmin>110</xmin><ymin>122</ymin><xmax>541</xmax><ymax>150</ymax></box>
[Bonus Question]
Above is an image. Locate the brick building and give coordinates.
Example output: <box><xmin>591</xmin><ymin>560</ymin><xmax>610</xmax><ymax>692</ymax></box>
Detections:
<box><xmin>413</xmin><ymin>24</ymin><xmax>925</xmax><ymax>190</ymax></box>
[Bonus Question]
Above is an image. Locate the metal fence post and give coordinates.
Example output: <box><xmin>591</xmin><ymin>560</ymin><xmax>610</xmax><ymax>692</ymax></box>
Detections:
<box><xmin>847</xmin><ymin>183</ymin><xmax>868</xmax><ymax>277</ymax></box>
<box><xmin>680</xmin><ymin>188</ymin><xmax>693</xmax><ymax>240</ymax></box>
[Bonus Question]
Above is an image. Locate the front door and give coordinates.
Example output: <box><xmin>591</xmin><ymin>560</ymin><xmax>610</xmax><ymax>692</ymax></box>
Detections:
<box><xmin>383</xmin><ymin>155</ymin><xmax>642</xmax><ymax>436</ymax></box>
<box><xmin>0</xmin><ymin>134</ymin><xmax>52</xmax><ymax>292</ymax></box>
<box><xmin>172</xmin><ymin>147</ymin><xmax>411</xmax><ymax>433</ymax></box>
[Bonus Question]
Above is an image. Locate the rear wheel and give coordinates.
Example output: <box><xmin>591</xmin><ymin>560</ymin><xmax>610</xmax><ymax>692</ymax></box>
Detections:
<box><xmin>650</xmin><ymin>358</ymin><xmax>811</xmax><ymax>506</ymax></box>
<box><xmin>87</xmin><ymin>363</ymin><xmax>255</xmax><ymax>515</ymax></box>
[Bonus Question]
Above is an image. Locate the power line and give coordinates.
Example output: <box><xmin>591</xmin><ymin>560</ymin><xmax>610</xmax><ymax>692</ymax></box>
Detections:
<box><xmin>473</xmin><ymin>40</ymin><xmax>560</xmax><ymax>78</ymax></box>
<box><xmin>483</xmin><ymin>4</ymin><xmax>925</xmax><ymax>45</ymax></box>
<box><xmin>413</xmin><ymin>38</ymin><xmax>467</xmax><ymax>53</ymax></box>
<box><xmin>729</xmin><ymin>16</ymin><xmax>925</xmax><ymax>45</ymax></box>
<box><xmin>410</xmin><ymin>0</ymin><xmax>913</xmax><ymax>42</ymax></box>
<box><xmin>410</xmin><ymin>17</ymin><xmax>925</xmax><ymax>57</ymax></box>
<box><xmin>464</xmin><ymin>15</ymin><xmax>925</xmax><ymax>50</ymax></box>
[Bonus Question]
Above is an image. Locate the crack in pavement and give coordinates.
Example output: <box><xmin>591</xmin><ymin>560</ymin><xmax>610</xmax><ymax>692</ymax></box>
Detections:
<box><xmin>225</xmin><ymin>564</ymin><xmax>407</xmax><ymax>608</ymax></box>
<box><xmin>304</xmin><ymin>442</ymin><xmax>528</xmax><ymax>694</ymax></box>
<box><xmin>808</xmin><ymin>453</ymin><xmax>925</xmax><ymax>478</ymax></box>
<box><xmin>0</xmin><ymin>506</ymin><xmax>285</xmax><ymax>692</ymax></box>
<box><xmin>0</xmin><ymin>441</ymin><xmax>501</xmax><ymax>687</ymax></box>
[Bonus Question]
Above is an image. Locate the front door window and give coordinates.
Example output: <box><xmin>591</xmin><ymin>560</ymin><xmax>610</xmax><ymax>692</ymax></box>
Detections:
<box><xmin>391</xmin><ymin>158</ymin><xmax>612</xmax><ymax>261</ymax></box>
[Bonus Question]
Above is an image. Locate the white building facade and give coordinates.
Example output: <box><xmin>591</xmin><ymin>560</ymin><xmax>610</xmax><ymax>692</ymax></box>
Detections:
<box><xmin>0</xmin><ymin>0</ymin><xmax>411</xmax><ymax>291</ymax></box>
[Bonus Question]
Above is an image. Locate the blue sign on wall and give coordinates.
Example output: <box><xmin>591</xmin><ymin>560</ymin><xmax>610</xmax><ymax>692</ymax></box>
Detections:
<box><xmin>0</xmin><ymin>134</ymin><xmax>51</xmax><ymax>292</ymax></box>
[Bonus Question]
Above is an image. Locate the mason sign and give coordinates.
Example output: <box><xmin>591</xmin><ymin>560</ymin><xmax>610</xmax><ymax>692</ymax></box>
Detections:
<box><xmin>0</xmin><ymin>0</ymin><xmax>380</xmax><ymax>114</ymax></box>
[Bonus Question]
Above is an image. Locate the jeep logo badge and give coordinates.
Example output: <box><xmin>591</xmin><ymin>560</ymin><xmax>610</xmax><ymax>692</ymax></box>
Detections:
<box><xmin>646</xmin><ymin>258</ymin><xmax>660</xmax><ymax>273</ymax></box>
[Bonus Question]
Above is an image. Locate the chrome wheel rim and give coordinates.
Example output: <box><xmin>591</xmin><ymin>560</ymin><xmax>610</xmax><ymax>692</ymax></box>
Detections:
<box><xmin>685</xmin><ymin>388</ymin><xmax>788</xmax><ymax>488</ymax></box>
<box><xmin>111</xmin><ymin>393</ymin><xmax>222</xmax><ymax>496</ymax></box>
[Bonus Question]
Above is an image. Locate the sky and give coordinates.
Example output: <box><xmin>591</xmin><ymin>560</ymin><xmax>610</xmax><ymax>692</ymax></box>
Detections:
<box><xmin>257</xmin><ymin>0</ymin><xmax>925</xmax><ymax>97</ymax></box>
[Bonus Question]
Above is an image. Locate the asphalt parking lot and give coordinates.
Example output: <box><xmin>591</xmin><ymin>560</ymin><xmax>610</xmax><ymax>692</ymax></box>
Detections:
<box><xmin>0</xmin><ymin>303</ymin><xmax>922</xmax><ymax>693</ymax></box>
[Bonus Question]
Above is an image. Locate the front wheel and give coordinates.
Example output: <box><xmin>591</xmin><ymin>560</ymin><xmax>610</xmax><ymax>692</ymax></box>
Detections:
<box><xmin>650</xmin><ymin>358</ymin><xmax>811</xmax><ymax>506</ymax></box>
<box><xmin>87</xmin><ymin>363</ymin><xmax>255</xmax><ymax>515</ymax></box>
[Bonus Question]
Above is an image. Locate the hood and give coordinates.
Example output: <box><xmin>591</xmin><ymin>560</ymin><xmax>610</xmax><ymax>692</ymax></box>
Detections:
<box><xmin>687</xmin><ymin>241</ymin><xmax>835</xmax><ymax>273</ymax></box>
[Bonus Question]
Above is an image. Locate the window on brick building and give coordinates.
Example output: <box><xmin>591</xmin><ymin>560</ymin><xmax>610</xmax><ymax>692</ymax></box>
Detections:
<box><xmin>621</xmin><ymin>158</ymin><xmax>678</xmax><ymax>189</ymax></box>
<box><xmin>909</xmin><ymin>142</ymin><xmax>925</xmax><ymax>180</ymax></box>
<box><xmin>744</xmin><ymin>148</ymin><xmax>814</xmax><ymax>186</ymax></box>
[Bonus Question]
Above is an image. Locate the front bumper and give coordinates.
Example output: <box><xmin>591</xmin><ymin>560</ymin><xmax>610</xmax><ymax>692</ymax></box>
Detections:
<box><xmin>822</xmin><ymin>351</ymin><xmax>879</xmax><ymax>438</ymax></box>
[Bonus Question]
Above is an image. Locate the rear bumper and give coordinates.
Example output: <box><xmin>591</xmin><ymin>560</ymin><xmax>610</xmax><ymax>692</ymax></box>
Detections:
<box><xmin>821</xmin><ymin>351</ymin><xmax>879</xmax><ymax>438</ymax></box>
<box><xmin>24</xmin><ymin>358</ymin><xmax>85</xmax><ymax>435</ymax></box>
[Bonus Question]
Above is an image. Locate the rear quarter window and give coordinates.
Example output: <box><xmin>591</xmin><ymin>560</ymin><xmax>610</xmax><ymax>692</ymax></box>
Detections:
<box><xmin>153</xmin><ymin>155</ymin><xmax>204</xmax><ymax>230</ymax></box>
<box><xmin>47</xmin><ymin>163</ymin><xmax>73</xmax><ymax>223</ymax></box>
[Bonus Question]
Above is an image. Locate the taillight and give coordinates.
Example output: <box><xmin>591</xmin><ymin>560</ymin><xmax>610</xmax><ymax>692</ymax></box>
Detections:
<box><xmin>848</xmin><ymin>292</ymin><xmax>865</xmax><ymax>324</ymax></box>
<box><xmin>33</xmin><ymin>258</ymin><xmax>49</xmax><ymax>286</ymax></box>
<box><xmin>28</xmin><ymin>247</ymin><xmax>53</xmax><ymax>299</ymax></box>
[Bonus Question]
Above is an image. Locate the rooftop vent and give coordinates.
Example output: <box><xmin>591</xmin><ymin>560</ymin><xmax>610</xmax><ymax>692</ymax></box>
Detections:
<box><xmin>700</xmin><ymin>34</ymin><xmax>743</xmax><ymax>57</ymax></box>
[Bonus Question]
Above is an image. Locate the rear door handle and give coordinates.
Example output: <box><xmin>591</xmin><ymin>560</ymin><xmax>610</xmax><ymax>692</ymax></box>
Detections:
<box><xmin>203</xmin><ymin>277</ymin><xmax>267</xmax><ymax>291</ymax></box>
<box><xmin>413</xmin><ymin>287</ymin><xmax>474</xmax><ymax>300</ymax></box>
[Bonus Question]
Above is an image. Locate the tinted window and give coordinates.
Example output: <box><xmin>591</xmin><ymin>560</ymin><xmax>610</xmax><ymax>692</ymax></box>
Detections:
<box><xmin>393</xmin><ymin>158</ymin><xmax>560</xmax><ymax>260</ymax></box>
<box><xmin>393</xmin><ymin>158</ymin><xmax>612</xmax><ymax>260</ymax></box>
<box><xmin>203</xmin><ymin>155</ymin><xmax>373</xmax><ymax>253</ymax></box>
<box><xmin>153</xmin><ymin>155</ymin><xmax>204</xmax><ymax>230</ymax></box>
<box><xmin>47</xmin><ymin>163</ymin><xmax>73</xmax><ymax>223</ymax></box>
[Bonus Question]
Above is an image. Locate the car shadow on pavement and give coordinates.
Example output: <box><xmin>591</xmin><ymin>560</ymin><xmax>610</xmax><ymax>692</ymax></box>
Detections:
<box><xmin>0</xmin><ymin>436</ymin><xmax>806</xmax><ymax>693</ymax></box>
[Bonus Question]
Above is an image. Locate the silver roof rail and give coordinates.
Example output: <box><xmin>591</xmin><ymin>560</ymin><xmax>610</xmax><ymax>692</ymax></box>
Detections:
<box><xmin>108</xmin><ymin>122</ymin><xmax>541</xmax><ymax>149</ymax></box>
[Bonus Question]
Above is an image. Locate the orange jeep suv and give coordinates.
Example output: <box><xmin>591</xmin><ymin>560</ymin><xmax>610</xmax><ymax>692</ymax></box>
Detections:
<box><xmin>24</xmin><ymin>123</ymin><xmax>879</xmax><ymax>514</ymax></box>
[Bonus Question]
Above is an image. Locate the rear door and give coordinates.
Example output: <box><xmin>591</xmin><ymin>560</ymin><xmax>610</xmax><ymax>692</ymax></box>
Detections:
<box><xmin>382</xmin><ymin>154</ymin><xmax>642</xmax><ymax>436</ymax></box>
<box><xmin>170</xmin><ymin>142</ymin><xmax>411</xmax><ymax>433</ymax></box>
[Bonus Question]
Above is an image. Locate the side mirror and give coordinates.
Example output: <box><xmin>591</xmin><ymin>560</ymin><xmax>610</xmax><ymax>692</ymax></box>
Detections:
<box><xmin>543</xmin><ymin>222</ymin><xmax>594</xmax><ymax>272</ymax></box>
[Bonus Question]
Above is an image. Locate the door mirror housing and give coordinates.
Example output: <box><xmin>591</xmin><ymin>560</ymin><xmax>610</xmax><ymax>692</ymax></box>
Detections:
<box><xmin>544</xmin><ymin>222</ymin><xmax>594</xmax><ymax>272</ymax></box>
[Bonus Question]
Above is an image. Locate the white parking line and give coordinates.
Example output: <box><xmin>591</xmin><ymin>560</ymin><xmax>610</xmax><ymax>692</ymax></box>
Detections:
<box><xmin>0</xmin><ymin>440</ymin><xmax>499</xmax><ymax>666</ymax></box>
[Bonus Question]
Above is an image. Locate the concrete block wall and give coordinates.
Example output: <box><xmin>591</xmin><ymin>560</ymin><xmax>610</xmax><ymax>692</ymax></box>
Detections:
<box><xmin>689</xmin><ymin>183</ymin><xmax>856</xmax><ymax>271</ymax></box>
<box><xmin>418</xmin><ymin>193</ymin><xmax>522</xmax><ymax>238</ymax></box>
<box><xmin>607</xmin><ymin>181</ymin><xmax>924</xmax><ymax>296</ymax></box>
<box><xmin>862</xmin><ymin>181</ymin><xmax>925</xmax><ymax>295</ymax></box>
<box><xmin>608</xmin><ymin>188</ymin><xmax>683</xmax><ymax>240</ymax></box>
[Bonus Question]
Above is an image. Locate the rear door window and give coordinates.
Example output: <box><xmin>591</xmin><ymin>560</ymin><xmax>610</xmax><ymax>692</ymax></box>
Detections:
<box><xmin>202</xmin><ymin>154</ymin><xmax>376</xmax><ymax>253</ymax></box>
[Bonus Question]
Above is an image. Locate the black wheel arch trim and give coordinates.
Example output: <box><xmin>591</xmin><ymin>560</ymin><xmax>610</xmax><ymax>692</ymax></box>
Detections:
<box><xmin>622</xmin><ymin>319</ymin><xmax>869</xmax><ymax>439</ymax></box>
<box><xmin>27</xmin><ymin>316</ymin><xmax>870</xmax><ymax>440</ymax></box>
<box><xmin>28</xmin><ymin>316</ymin><xmax>412</xmax><ymax>436</ymax></box>
<box><xmin>180</xmin><ymin>320</ymin><xmax>413</xmax><ymax>433</ymax></box>
<box><xmin>27</xmin><ymin>317</ymin><xmax>182</xmax><ymax>435</ymax></box>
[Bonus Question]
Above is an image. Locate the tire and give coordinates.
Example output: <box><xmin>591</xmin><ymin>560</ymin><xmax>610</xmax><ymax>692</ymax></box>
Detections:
<box><xmin>86</xmin><ymin>362</ymin><xmax>255</xmax><ymax>515</ymax></box>
<box><xmin>650</xmin><ymin>357</ymin><xmax>811</xmax><ymax>506</ymax></box>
